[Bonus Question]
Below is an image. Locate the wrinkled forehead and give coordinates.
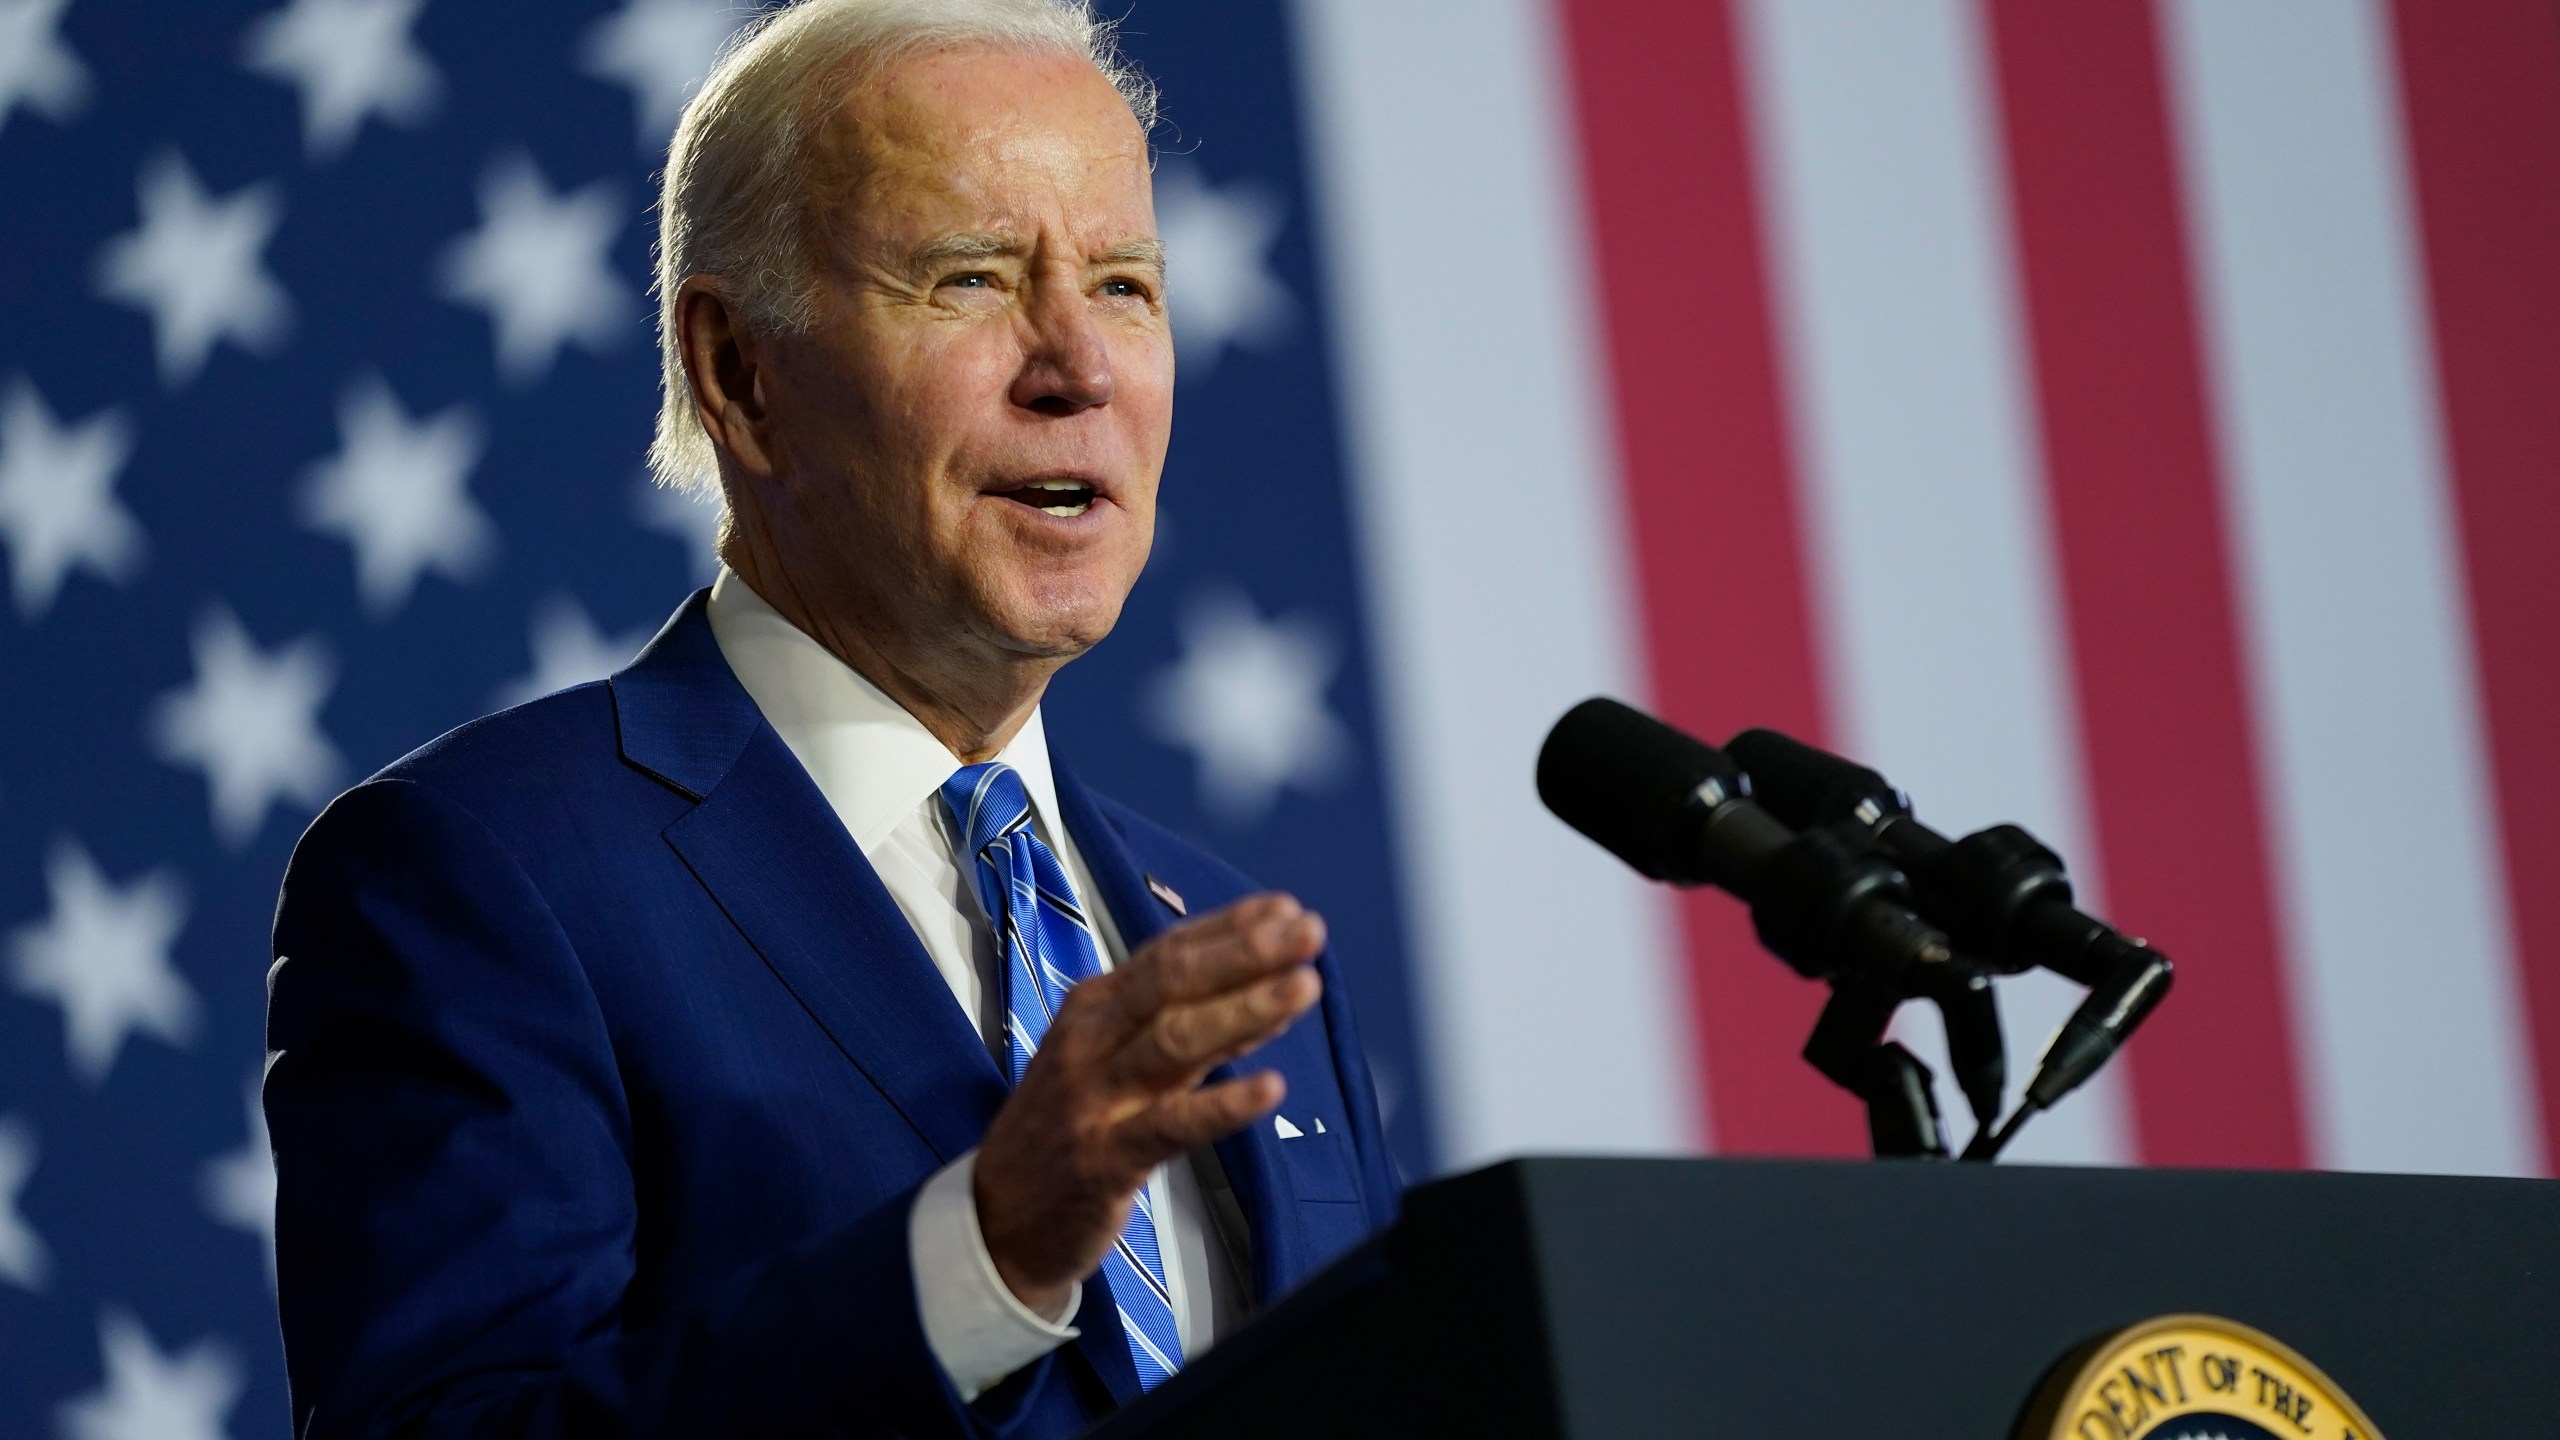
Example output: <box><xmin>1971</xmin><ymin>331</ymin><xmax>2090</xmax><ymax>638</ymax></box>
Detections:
<box><xmin>809</xmin><ymin>44</ymin><xmax>1154</xmax><ymax>245</ymax></box>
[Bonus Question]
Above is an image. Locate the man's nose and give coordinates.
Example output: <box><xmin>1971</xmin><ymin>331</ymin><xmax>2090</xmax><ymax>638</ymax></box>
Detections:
<box><xmin>1010</xmin><ymin>279</ymin><xmax>1115</xmax><ymax>416</ymax></box>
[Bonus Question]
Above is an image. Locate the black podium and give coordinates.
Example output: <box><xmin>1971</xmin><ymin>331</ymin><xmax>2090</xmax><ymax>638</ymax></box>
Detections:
<box><xmin>1090</xmin><ymin>1157</ymin><xmax>2560</xmax><ymax>1438</ymax></box>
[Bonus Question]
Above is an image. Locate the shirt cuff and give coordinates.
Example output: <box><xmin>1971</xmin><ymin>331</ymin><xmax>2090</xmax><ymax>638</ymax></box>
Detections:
<box><xmin>911</xmin><ymin>1148</ymin><xmax>1082</xmax><ymax>1402</ymax></box>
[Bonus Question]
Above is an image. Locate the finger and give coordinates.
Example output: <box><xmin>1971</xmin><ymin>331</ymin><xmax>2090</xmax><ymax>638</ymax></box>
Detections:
<box><xmin>1066</xmin><ymin>909</ymin><xmax>1288</xmax><ymax>1054</ymax></box>
<box><xmin>1114</xmin><ymin>965</ymin><xmax>1323</xmax><ymax>1089</ymax></box>
<box><xmin>1100</xmin><ymin>897</ymin><xmax>1324</xmax><ymax>1029</ymax></box>
<box><xmin>1138</xmin><ymin>896</ymin><xmax>1313</xmax><ymax>1002</ymax></box>
<box><xmin>1042</xmin><ymin>897</ymin><xmax>1321</xmax><ymax>1067</ymax></box>
<box><xmin>1115</xmin><ymin>1071</ymin><xmax>1288</xmax><ymax>1165</ymax></box>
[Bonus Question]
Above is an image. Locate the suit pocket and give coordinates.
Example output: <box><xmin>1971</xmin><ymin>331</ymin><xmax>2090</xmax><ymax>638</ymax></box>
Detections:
<box><xmin>1279</xmin><ymin>1129</ymin><xmax>1361</xmax><ymax>1204</ymax></box>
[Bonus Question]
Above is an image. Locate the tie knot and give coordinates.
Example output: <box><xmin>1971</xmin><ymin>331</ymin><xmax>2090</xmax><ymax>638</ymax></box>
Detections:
<box><xmin>940</xmin><ymin>761</ymin><xmax>1033</xmax><ymax>858</ymax></box>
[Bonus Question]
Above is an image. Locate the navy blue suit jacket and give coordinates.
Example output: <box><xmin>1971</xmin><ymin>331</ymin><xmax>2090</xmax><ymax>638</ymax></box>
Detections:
<box><xmin>265</xmin><ymin>593</ymin><xmax>1401</xmax><ymax>1439</ymax></box>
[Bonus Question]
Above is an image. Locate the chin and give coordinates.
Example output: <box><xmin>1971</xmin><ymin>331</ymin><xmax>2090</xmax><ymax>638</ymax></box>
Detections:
<box><xmin>981</xmin><ymin>574</ymin><xmax>1131</xmax><ymax>660</ymax></box>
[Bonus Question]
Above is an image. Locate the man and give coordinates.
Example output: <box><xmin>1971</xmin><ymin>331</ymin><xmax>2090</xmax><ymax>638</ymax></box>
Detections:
<box><xmin>263</xmin><ymin>2</ymin><xmax>1399</xmax><ymax>1435</ymax></box>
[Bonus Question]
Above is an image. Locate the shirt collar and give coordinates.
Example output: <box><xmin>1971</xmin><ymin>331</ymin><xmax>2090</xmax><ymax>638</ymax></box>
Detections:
<box><xmin>703</xmin><ymin>566</ymin><xmax>1068</xmax><ymax>858</ymax></box>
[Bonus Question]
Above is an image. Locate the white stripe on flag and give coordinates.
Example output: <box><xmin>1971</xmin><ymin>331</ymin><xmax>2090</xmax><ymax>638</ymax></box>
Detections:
<box><xmin>1291</xmin><ymin>0</ymin><xmax>1697</xmax><ymax>1168</ymax></box>
<box><xmin>1736</xmin><ymin>0</ymin><xmax>2130</xmax><ymax>1165</ymax></box>
<box><xmin>2159</xmin><ymin>0</ymin><xmax>2543</xmax><ymax>1175</ymax></box>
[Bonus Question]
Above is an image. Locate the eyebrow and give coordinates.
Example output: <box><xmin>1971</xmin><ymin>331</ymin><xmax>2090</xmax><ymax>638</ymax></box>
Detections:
<box><xmin>905</xmin><ymin>232</ymin><xmax>1024</xmax><ymax>274</ymax></box>
<box><xmin>903</xmin><ymin>232</ymin><xmax>1166</xmax><ymax>275</ymax></box>
<box><xmin>1096</xmin><ymin>239</ymin><xmax>1166</xmax><ymax>270</ymax></box>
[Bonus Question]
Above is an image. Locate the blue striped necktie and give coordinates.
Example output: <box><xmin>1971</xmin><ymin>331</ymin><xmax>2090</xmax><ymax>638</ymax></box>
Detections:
<box><xmin>940</xmin><ymin>761</ymin><xmax>1185</xmax><ymax>1390</ymax></box>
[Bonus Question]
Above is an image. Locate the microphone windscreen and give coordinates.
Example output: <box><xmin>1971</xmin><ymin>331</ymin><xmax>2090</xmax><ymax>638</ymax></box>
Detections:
<box><xmin>1724</xmin><ymin>728</ymin><xmax>1899</xmax><ymax>831</ymax></box>
<box><xmin>1537</xmin><ymin>698</ymin><xmax>1736</xmax><ymax>883</ymax></box>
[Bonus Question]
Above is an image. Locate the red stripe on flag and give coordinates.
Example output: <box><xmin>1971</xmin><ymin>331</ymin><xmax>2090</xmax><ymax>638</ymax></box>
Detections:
<box><xmin>1981</xmin><ymin>0</ymin><xmax>2309</xmax><ymax>1166</ymax></box>
<box><xmin>1556</xmin><ymin>0</ymin><xmax>1859</xmax><ymax>1155</ymax></box>
<box><xmin>2391</xmin><ymin>0</ymin><xmax>2560</xmax><ymax>1169</ymax></box>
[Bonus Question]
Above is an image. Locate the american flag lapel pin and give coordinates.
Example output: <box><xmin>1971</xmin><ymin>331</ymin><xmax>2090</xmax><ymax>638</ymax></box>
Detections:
<box><xmin>1145</xmin><ymin>874</ymin><xmax>1187</xmax><ymax>916</ymax></box>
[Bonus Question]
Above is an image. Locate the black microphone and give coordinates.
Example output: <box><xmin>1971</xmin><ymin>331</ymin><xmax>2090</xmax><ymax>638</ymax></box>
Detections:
<box><xmin>1724</xmin><ymin>728</ymin><xmax>2162</xmax><ymax>986</ymax></box>
<box><xmin>1724</xmin><ymin>727</ymin><xmax>2174</xmax><ymax>1120</ymax></box>
<box><xmin>1536</xmin><ymin>698</ymin><xmax>1955</xmax><ymax>984</ymax></box>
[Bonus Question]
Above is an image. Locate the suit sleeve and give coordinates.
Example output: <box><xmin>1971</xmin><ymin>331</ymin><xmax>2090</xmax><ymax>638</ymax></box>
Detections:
<box><xmin>266</xmin><ymin>777</ymin><xmax>1053</xmax><ymax>1440</ymax></box>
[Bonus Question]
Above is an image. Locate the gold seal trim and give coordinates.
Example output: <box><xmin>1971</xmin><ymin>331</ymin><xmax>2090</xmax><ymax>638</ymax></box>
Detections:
<box><xmin>2018</xmin><ymin>1313</ymin><xmax>2387</xmax><ymax>1440</ymax></box>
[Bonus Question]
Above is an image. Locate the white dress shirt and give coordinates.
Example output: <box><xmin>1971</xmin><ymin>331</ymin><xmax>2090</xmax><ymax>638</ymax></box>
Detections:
<box><xmin>704</xmin><ymin>569</ymin><xmax>1250</xmax><ymax>1401</ymax></box>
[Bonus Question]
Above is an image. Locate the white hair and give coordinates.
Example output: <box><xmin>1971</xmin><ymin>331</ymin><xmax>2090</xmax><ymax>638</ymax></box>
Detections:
<box><xmin>647</xmin><ymin>0</ymin><xmax>1159</xmax><ymax>495</ymax></box>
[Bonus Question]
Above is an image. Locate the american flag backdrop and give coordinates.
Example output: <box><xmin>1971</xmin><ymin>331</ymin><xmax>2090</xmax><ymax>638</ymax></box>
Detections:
<box><xmin>0</xmin><ymin>0</ymin><xmax>2555</xmax><ymax>1433</ymax></box>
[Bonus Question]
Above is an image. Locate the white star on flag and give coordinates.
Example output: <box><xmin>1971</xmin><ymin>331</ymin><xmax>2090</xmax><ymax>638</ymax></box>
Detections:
<box><xmin>0</xmin><ymin>376</ymin><xmax>142</xmax><ymax>619</ymax></box>
<box><xmin>200</xmin><ymin>1073</ymin><xmax>276</xmax><ymax>1284</ymax></box>
<box><xmin>632</xmin><ymin>473</ymin><xmax>724</xmax><ymax>583</ymax></box>
<box><xmin>493</xmin><ymin>595</ymin><xmax>652</xmax><ymax>709</ymax></box>
<box><xmin>57</xmin><ymin>1311</ymin><xmax>243</xmax><ymax>1440</ymax></box>
<box><xmin>1145</xmin><ymin>587</ymin><xmax>1350</xmax><ymax>825</ymax></box>
<box><xmin>581</xmin><ymin>0</ymin><xmax>745</xmax><ymax>144</ymax></box>
<box><xmin>93</xmin><ymin>152</ymin><xmax>293</xmax><ymax>389</ymax></box>
<box><xmin>0</xmin><ymin>0</ymin><xmax>91</xmax><ymax>134</ymax></box>
<box><xmin>241</xmin><ymin>0</ymin><xmax>442</xmax><ymax>160</ymax></box>
<box><xmin>1155</xmin><ymin>163</ymin><xmax>1293</xmax><ymax>380</ymax></box>
<box><xmin>299</xmin><ymin>374</ymin><xmax>493</xmax><ymax>615</ymax></box>
<box><xmin>6</xmin><ymin>838</ymin><xmax>194</xmax><ymax>1088</ymax></box>
<box><xmin>0</xmin><ymin>1114</ymin><xmax>51</xmax><ymax>1291</ymax></box>
<box><xmin>439</xmin><ymin>153</ymin><xmax>634</xmax><ymax>385</ymax></box>
<box><xmin>150</xmin><ymin>606</ymin><xmax>343</xmax><ymax>849</ymax></box>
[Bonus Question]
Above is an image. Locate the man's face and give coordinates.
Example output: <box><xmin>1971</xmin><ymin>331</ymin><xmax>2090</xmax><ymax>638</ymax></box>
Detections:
<box><xmin>746</xmin><ymin>44</ymin><xmax>1170</xmax><ymax>667</ymax></box>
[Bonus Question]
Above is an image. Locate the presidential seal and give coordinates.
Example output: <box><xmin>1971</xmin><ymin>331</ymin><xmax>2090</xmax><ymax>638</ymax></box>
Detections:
<box><xmin>2018</xmin><ymin>1314</ymin><xmax>2387</xmax><ymax>1440</ymax></box>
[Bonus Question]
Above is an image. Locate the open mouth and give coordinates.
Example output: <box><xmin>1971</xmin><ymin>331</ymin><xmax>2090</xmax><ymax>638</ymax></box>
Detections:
<box><xmin>993</xmin><ymin>480</ymin><xmax>1097</xmax><ymax>518</ymax></box>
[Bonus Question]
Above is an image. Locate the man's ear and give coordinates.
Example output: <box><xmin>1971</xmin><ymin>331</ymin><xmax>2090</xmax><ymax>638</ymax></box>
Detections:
<box><xmin>676</xmin><ymin>276</ymin><xmax>779</xmax><ymax>478</ymax></box>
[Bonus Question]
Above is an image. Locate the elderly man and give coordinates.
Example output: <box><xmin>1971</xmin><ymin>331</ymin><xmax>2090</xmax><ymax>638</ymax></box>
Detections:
<box><xmin>262</xmin><ymin>2</ymin><xmax>1399</xmax><ymax>1436</ymax></box>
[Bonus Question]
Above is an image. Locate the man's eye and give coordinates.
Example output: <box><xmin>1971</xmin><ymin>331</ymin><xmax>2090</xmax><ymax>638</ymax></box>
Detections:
<box><xmin>1098</xmin><ymin>278</ymin><xmax>1147</xmax><ymax>298</ymax></box>
<box><xmin>944</xmin><ymin>273</ymin><xmax>993</xmax><ymax>290</ymax></box>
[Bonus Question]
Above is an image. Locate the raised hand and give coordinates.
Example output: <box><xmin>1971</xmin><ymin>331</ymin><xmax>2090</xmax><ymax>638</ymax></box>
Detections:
<box><xmin>972</xmin><ymin>893</ymin><xmax>1325</xmax><ymax>1317</ymax></box>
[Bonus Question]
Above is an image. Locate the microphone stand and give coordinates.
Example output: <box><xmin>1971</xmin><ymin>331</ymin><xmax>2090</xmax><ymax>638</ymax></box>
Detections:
<box><xmin>1803</xmin><ymin>979</ymin><xmax>1949</xmax><ymax>1159</ymax></box>
<box><xmin>1802</xmin><ymin>961</ymin><xmax>2007</xmax><ymax>1160</ymax></box>
<box><xmin>1730</xmin><ymin>816</ymin><xmax>2009</xmax><ymax>1161</ymax></box>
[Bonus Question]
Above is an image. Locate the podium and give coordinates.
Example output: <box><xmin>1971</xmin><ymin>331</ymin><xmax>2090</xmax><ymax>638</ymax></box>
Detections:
<box><xmin>1090</xmin><ymin>1157</ymin><xmax>2560</xmax><ymax>1438</ymax></box>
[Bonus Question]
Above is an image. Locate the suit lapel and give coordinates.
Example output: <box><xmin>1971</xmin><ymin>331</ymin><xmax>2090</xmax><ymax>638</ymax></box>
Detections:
<box><xmin>666</xmin><ymin>728</ymin><xmax>1007</xmax><ymax>1163</ymax></box>
<box><xmin>614</xmin><ymin>593</ymin><xmax>1006</xmax><ymax>1165</ymax></box>
<box><xmin>1054</xmin><ymin>766</ymin><xmax>1298</xmax><ymax>1312</ymax></box>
